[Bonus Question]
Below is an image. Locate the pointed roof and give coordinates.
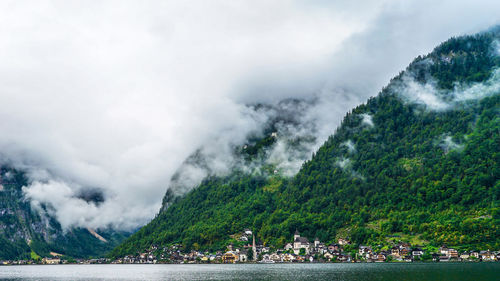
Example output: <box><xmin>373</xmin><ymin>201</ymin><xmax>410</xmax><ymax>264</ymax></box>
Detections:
<box><xmin>294</xmin><ymin>229</ymin><xmax>300</xmax><ymax>235</ymax></box>
<box><xmin>294</xmin><ymin>236</ymin><xmax>309</xmax><ymax>243</ymax></box>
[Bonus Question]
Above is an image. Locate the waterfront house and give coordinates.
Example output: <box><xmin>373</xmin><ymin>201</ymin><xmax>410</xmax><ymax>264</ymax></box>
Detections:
<box><xmin>403</xmin><ymin>255</ymin><xmax>413</xmax><ymax>262</ymax></box>
<box><xmin>448</xmin><ymin>249</ymin><xmax>459</xmax><ymax>259</ymax></box>
<box><xmin>439</xmin><ymin>256</ymin><xmax>451</xmax><ymax>262</ymax></box>
<box><xmin>42</xmin><ymin>258</ymin><xmax>61</xmax><ymax>265</ymax></box>
<box><xmin>239</xmin><ymin>251</ymin><xmax>248</xmax><ymax>262</ymax></box>
<box><xmin>480</xmin><ymin>251</ymin><xmax>495</xmax><ymax>261</ymax></box>
<box><xmin>262</xmin><ymin>253</ymin><xmax>271</xmax><ymax>261</ymax></box>
<box><xmin>359</xmin><ymin>246</ymin><xmax>372</xmax><ymax>259</ymax></box>
<box><xmin>412</xmin><ymin>248</ymin><xmax>424</xmax><ymax>257</ymax></box>
<box><xmin>270</xmin><ymin>253</ymin><xmax>281</xmax><ymax>262</ymax></box>
<box><xmin>470</xmin><ymin>251</ymin><xmax>480</xmax><ymax>259</ymax></box>
<box><xmin>324</xmin><ymin>252</ymin><xmax>334</xmax><ymax>260</ymax></box>
<box><xmin>222</xmin><ymin>252</ymin><xmax>238</xmax><ymax>263</ymax></box>
<box><xmin>439</xmin><ymin>246</ymin><xmax>449</xmax><ymax>256</ymax></box>
<box><xmin>460</xmin><ymin>252</ymin><xmax>470</xmax><ymax>260</ymax></box>
<box><xmin>282</xmin><ymin>253</ymin><xmax>295</xmax><ymax>262</ymax></box>
<box><xmin>215</xmin><ymin>252</ymin><xmax>223</xmax><ymax>262</ymax></box>
<box><xmin>338</xmin><ymin>254</ymin><xmax>350</xmax><ymax>262</ymax></box>
<box><xmin>376</xmin><ymin>253</ymin><xmax>387</xmax><ymax>262</ymax></box>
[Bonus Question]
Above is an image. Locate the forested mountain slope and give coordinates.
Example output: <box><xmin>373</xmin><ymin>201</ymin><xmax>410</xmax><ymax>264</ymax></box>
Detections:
<box><xmin>111</xmin><ymin>29</ymin><xmax>499</xmax><ymax>257</ymax></box>
<box><xmin>0</xmin><ymin>167</ymin><xmax>129</xmax><ymax>260</ymax></box>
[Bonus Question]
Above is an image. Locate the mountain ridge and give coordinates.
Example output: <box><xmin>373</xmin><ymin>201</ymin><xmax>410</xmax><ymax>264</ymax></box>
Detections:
<box><xmin>110</xmin><ymin>28</ymin><xmax>499</xmax><ymax>258</ymax></box>
<box><xmin>0</xmin><ymin>167</ymin><xmax>129</xmax><ymax>260</ymax></box>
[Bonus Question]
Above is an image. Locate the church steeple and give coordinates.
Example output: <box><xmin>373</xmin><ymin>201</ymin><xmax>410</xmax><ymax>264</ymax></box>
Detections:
<box><xmin>252</xmin><ymin>233</ymin><xmax>257</xmax><ymax>261</ymax></box>
<box><xmin>294</xmin><ymin>229</ymin><xmax>300</xmax><ymax>240</ymax></box>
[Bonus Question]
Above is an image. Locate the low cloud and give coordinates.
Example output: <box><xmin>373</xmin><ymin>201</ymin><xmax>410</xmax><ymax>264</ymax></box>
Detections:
<box><xmin>335</xmin><ymin>157</ymin><xmax>364</xmax><ymax>180</ymax></box>
<box><xmin>361</xmin><ymin>114</ymin><xmax>375</xmax><ymax>128</ymax></box>
<box><xmin>0</xmin><ymin>0</ymin><xmax>499</xmax><ymax>230</ymax></box>
<box><xmin>397</xmin><ymin>67</ymin><xmax>500</xmax><ymax>111</ymax></box>
<box><xmin>398</xmin><ymin>76</ymin><xmax>449</xmax><ymax>110</ymax></box>
<box><xmin>168</xmin><ymin>96</ymin><xmax>351</xmax><ymax>194</ymax></box>
<box><xmin>454</xmin><ymin>68</ymin><xmax>500</xmax><ymax>102</ymax></box>
<box><xmin>342</xmin><ymin>140</ymin><xmax>357</xmax><ymax>154</ymax></box>
<box><xmin>335</xmin><ymin>157</ymin><xmax>352</xmax><ymax>170</ymax></box>
<box><xmin>438</xmin><ymin>135</ymin><xmax>464</xmax><ymax>153</ymax></box>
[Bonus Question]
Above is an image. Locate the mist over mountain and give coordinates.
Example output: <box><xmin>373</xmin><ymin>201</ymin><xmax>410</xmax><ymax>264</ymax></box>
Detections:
<box><xmin>111</xmin><ymin>28</ymin><xmax>500</xmax><ymax>257</ymax></box>
<box><xmin>0</xmin><ymin>167</ymin><xmax>129</xmax><ymax>260</ymax></box>
<box><xmin>163</xmin><ymin>96</ymin><xmax>357</xmax><ymax>199</ymax></box>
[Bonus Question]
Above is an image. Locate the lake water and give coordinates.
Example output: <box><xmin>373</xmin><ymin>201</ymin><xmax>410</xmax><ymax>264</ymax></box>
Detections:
<box><xmin>0</xmin><ymin>263</ymin><xmax>499</xmax><ymax>281</ymax></box>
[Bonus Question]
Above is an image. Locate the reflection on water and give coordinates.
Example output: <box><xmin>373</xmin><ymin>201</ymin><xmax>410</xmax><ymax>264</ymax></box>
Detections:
<box><xmin>0</xmin><ymin>263</ymin><xmax>499</xmax><ymax>281</ymax></box>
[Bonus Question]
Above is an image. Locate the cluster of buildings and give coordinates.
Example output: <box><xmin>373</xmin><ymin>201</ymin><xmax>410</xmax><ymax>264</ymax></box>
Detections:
<box><xmin>356</xmin><ymin>244</ymin><xmax>500</xmax><ymax>263</ymax></box>
<box><xmin>2</xmin><ymin>229</ymin><xmax>500</xmax><ymax>265</ymax></box>
<box><xmin>111</xmin><ymin>230</ymin><xmax>500</xmax><ymax>264</ymax></box>
<box><xmin>434</xmin><ymin>247</ymin><xmax>498</xmax><ymax>262</ymax></box>
<box><xmin>0</xmin><ymin>257</ymin><xmax>110</xmax><ymax>265</ymax></box>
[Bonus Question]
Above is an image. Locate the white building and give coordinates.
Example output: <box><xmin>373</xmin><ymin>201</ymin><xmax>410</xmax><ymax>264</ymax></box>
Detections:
<box><xmin>293</xmin><ymin>230</ymin><xmax>311</xmax><ymax>255</ymax></box>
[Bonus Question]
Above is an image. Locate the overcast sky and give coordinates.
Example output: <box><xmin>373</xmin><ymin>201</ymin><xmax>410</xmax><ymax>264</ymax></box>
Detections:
<box><xmin>0</xmin><ymin>0</ymin><xmax>499</xmax><ymax>230</ymax></box>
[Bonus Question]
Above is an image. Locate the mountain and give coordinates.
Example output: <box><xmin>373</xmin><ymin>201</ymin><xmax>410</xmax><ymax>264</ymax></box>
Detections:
<box><xmin>0</xmin><ymin>167</ymin><xmax>129</xmax><ymax>260</ymax></box>
<box><xmin>160</xmin><ymin>98</ymin><xmax>323</xmax><ymax>211</ymax></box>
<box><xmin>110</xmin><ymin>29</ymin><xmax>500</xmax><ymax>257</ymax></box>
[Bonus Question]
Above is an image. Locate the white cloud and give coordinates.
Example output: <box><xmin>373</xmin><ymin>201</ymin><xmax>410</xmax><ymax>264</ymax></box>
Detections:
<box><xmin>454</xmin><ymin>68</ymin><xmax>500</xmax><ymax>101</ymax></box>
<box><xmin>361</xmin><ymin>114</ymin><xmax>375</xmax><ymax>128</ymax></box>
<box><xmin>398</xmin><ymin>76</ymin><xmax>449</xmax><ymax>110</ymax></box>
<box><xmin>397</xmin><ymin>67</ymin><xmax>500</xmax><ymax>111</ymax></box>
<box><xmin>335</xmin><ymin>157</ymin><xmax>351</xmax><ymax>170</ymax></box>
<box><xmin>0</xmin><ymin>0</ymin><xmax>499</xmax><ymax>230</ymax></box>
<box><xmin>342</xmin><ymin>140</ymin><xmax>357</xmax><ymax>154</ymax></box>
<box><xmin>438</xmin><ymin>135</ymin><xmax>464</xmax><ymax>153</ymax></box>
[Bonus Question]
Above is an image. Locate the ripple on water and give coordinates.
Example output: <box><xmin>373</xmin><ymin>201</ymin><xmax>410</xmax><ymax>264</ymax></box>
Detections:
<box><xmin>0</xmin><ymin>263</ymin><xmax>499</xmax><ymax>281</ymax></box>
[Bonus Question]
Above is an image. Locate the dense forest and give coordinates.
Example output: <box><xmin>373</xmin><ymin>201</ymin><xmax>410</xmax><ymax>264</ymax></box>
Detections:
<box><xmin>111</xmin><ymin>29</ymin><xmax>500</xmax><ymax>258</ymax></box>
<box><xmin>0</xmin><ymin>167</ymin><xmax>129</xmax><ymax>260</ymax></box>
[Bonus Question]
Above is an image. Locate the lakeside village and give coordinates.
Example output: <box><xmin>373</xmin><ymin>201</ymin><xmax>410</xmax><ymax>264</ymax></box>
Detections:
<box><xmin>2</xmin><ymin>230</ymin><xmax>500</xmax><ymax>265</ymax></box>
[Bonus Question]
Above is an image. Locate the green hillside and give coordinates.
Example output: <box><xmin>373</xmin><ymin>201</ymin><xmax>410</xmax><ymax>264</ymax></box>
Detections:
<box><xmin>111</xmin><ymin>29</ymin><xmax>500</xmax><ymax>257</ymax></box>
<box><xmin>0</xmin><ymin>167</ymin><xmax>129</xmax><ymax>260</ymax></box>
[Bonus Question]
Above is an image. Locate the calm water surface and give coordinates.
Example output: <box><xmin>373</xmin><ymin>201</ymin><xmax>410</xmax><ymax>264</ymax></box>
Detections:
<box><xmin>0</xmin><ymin>263</ymin><xmax>499</xmax><ymax>281</ymax></box>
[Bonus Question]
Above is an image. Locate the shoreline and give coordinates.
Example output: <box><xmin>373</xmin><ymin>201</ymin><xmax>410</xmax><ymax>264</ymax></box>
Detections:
<box><xmin>1</xmin><ymin>260</ymin><xmax>496</xmax><ymax>266</ymax></box>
